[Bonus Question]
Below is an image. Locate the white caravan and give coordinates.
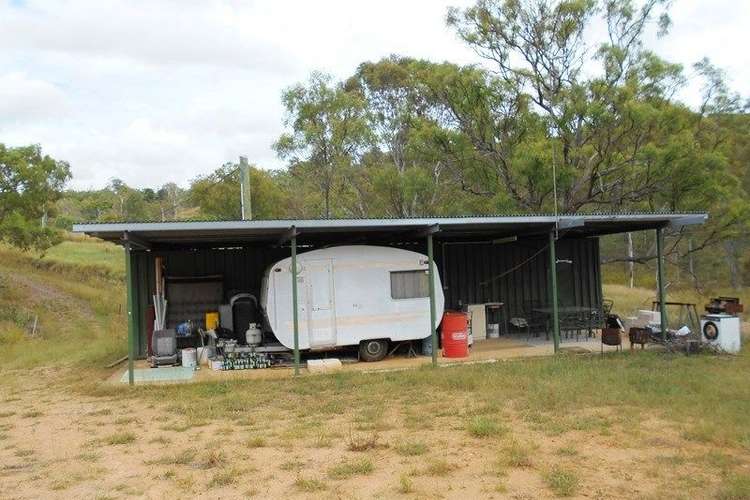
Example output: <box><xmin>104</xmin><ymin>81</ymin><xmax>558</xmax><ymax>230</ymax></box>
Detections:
<box><xmin>260</xmin><ymin>245</ymin><xmax>444</xmax><ymax>361</ymax></box>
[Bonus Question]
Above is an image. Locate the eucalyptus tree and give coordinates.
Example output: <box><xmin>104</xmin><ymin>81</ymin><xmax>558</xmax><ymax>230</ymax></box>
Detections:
<box><xmin>351</xmin><ymin>57</ymin><xmax>460</xmax><ymax>217</ymax></box>
<box><xmin>0</xmin><ymin>144</ymin><xmax>71</xmax><ymax>251</ymax></box>
<box><xmin>274</xmin><ymin>72</ymin><xmax>372</xmax><ymax>218</ymax></box>
<box><xmin>445</xmin><ymin>0</ymin><xmax>695</xmax><ymax>212</ymax></box>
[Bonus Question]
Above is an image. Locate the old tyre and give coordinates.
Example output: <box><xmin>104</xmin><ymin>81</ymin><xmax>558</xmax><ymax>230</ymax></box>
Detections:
<box><xmin>359</xmin><ymin>339</ymin><xmax>388</xmax><ymax>362</ymax></box>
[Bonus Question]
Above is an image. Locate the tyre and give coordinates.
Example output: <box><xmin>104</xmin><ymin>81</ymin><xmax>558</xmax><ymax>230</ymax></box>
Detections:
<box><xmin>359</xmin><ymin>339</ymin><xmax>388</xmax><ymax>362</ymax></box>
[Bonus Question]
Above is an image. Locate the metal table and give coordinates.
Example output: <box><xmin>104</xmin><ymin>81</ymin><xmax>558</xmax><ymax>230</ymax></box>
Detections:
<box><xmin>533</xmin><ymin>306</ymin><xmax>598</xmax><ymax>339</ymax></box>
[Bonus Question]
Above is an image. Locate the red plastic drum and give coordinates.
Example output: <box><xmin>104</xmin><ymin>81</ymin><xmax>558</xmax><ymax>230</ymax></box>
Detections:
<box><xmin>441</xmin><ymin>311</ymin><xmax>469</xmax><ymax>358</ymax></box>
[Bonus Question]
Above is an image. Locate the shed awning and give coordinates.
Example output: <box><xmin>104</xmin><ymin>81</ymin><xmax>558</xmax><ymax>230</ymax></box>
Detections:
<box><xmin>72</xmin><ymin>213</ymin><xmax>707</xmax><ymax>249</ymax></box>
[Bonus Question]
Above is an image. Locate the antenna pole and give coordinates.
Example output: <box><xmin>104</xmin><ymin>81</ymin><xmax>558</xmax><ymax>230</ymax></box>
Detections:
<box><xmin>239</xmin><ymin>156</ymin><xmax>251</xmax><ymax>220</ymax></box>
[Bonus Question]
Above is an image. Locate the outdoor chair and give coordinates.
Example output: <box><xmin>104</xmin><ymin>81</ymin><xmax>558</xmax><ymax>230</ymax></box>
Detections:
<box><xmin>600</xmin><ymin>327</ymin><xmax>623</xmax><ymax>355</ymax></box>
<box><xmin>521</xmin><ymin>299</ymin><xmax>548</xmax><ymax>339</ymax></box>
<box><xmin>509</xmin><ymin>317</ymin><xmax>531</xmax><ymax>340</ymax></box>
<box><xmin>151</xmin><ymin>328</ymin><xmax>178</xmax><ymax>367</ymax></box>
<box><xmin>602</xmin><ymin>298</ymin><xmax>614</xmax><ymax>316</ymax></box>
<box><xmin>568</xmin><ymin>311</ymin><xmax>591</xmax><ymax>341</ymax></box>
<box><xmin>628</xmin><ymin>327</ymin><xmax>650</xmax><ymax>350</ymax></box>
<box><xmin>586</xmin><ymin>308</ymin><xmax>603</xmax><ymax>338</ymax></box>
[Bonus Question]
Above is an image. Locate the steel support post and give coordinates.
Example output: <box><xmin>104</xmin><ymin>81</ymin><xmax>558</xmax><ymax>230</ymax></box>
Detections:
<box><xmin>291</xmin><ymin>231</ymin><xmax>300</xmax><ymax>375</ymax></box>
<box><xmin>656</xmin><ymin>227</ymin><xmax>668</xmax><ymax>342</ymax></box>
<box><xmin>427</xmin><ymin>232</ymin><xmax>437</xmax><ymax>367</ymax></box>
<box><xmin>125</xmin><ymin>241</ymin><xmax>136</xmax><ymax>386</ymax></box>
<box><xmin>548</xmin><ymin>230</ymin><xmax>561</xmax><ymax>353</ymax></box>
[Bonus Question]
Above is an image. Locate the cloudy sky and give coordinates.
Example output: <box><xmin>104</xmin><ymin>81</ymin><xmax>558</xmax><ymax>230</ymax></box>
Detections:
<box><xmin>1</xmin><ymin>0</ymin><xmax>747</xmax><ymax>190</ymax></box>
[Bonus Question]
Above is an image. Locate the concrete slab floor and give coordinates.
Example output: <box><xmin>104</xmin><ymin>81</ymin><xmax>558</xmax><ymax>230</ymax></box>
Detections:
<box><xmin>110</xmin><ymin>333</ymin><xmax>640</xmax><ymax>385</ymax></box>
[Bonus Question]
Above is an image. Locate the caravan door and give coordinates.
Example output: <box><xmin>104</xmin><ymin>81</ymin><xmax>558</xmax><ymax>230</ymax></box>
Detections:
<box><xmin>306</xmin><ymin>259</ymin><xmax>336</xmax><ymax>347</ymax></box>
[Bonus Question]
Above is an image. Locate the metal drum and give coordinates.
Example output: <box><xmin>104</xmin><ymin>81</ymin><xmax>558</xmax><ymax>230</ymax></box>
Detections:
<box><xmin>441</xmin><ymin>311</ymin><xmax>469</xmax><ymax>358</ymax></box>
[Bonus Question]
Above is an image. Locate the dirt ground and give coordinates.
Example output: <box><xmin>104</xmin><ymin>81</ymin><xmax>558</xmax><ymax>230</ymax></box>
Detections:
<box><xmin>2</xmin><ymin>366</ymin><xmax>748</xmax><ymax>500</ymax></box>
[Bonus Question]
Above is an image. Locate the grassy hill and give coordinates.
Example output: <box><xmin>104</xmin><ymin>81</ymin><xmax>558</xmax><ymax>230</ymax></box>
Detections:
<box><xmin>0</xmin><ymin>241</ymin><xmax>125</xmax><ymax>369</ymax></box>
<box><xmin>42</xmin><ymin>234</ymin><xmax>124</xmax><ymax>277</ymax></box>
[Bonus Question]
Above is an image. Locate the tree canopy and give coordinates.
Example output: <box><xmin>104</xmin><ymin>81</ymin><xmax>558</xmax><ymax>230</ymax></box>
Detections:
<box><xmin>0</xmin><ymin>144</ymin><xmax>71</xmax><ymax>251</ymax></box>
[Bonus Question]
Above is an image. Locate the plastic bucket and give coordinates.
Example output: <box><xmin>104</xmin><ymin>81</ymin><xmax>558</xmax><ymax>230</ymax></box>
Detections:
<box><xmin>181</xmin><ymin>348</ymin><xmax>197</xmax><ymax>368</ymax></box>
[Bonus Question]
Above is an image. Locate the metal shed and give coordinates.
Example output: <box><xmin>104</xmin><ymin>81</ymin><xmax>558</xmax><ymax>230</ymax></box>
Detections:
<box><xmin>74</xmin><ymin>212</ymin><xmax>707</xmax><ymax>384</ymax></box>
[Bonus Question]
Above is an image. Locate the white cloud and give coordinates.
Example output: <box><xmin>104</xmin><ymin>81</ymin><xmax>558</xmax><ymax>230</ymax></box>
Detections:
<box><xmin>0</xmin><ymin>0</ymin><xmax>746</xmax><ymax>191</ymax></box>
<box><xmin>0</xmin><ymin>71</ymin><xmax>69</xmax><ymax>123</ymax></box>
<box><xmin>0</xmin><ymin>0</ymin><xmax>296</xmax><ymax>73</ymax></box>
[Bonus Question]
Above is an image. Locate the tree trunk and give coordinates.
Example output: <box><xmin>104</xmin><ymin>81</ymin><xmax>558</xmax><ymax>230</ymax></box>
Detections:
<box><xmin>626</xmin><ymin>232</ymin><xmax>634</xmax><ymax>288</ymax></box>
<box><xmin>688</xmin><ymin>238</ymin><xmax>696</xmax><ymax>287</ymax></box>
<box><xmin>723</xmin><ymin>239</ymin><xmax>740</xmax><ymax>289</ymax></box>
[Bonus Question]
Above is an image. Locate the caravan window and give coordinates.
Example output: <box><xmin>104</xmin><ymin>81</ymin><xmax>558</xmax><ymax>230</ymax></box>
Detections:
<box><xmin>390</xmin><ymin>270</ymin><xmax>429</xmax><ymax>299</ymax></box>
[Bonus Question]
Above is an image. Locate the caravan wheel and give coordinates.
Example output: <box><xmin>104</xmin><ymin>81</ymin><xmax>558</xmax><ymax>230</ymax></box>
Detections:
<box><xmin>359</xmin><ymin>339</ymin><xmax>388</xmax><ymax>362</ymax></box>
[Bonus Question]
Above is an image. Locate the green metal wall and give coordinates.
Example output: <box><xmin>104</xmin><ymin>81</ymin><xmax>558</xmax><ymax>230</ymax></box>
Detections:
<box><xmin>439</xmin><ymin>237</ymin><xmax>602</xmax><ymax>317</ymax></box>
<box><xmin>129</xmin><ymin>237</ymin><xmax>602</xmax><ymax>357</ymax></box>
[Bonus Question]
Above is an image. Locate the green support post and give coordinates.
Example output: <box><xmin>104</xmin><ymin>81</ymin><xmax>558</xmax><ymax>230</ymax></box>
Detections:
<box><xmin>548</xmin><ymin>230</ymin><xmax>561</xmax><ymax>353</ymax></box>
<box><xmin>656</xmin><ymin>227</ymin><xmax>668</xmax><ymax>342</ymax></box>
<box><xmin>427</xmin><ymin>232</ymin><xmax>437</xmax><ymax>367</ymax></box>
<box><xmin>291</xmin><ymin>229</ymin><xmax>300</xmax><ymax>376</ymax></box>
<box><xmin>124</xmin><ymin>241</ymin><xmax>136</xmax><ymax>386</ymax></box>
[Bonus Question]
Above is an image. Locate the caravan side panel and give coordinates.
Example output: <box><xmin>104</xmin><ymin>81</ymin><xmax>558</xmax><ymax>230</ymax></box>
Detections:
<box><xmin>261</xmin><ymin>246</ymin><xmax>444</xmax><ymax>350</ymax></box>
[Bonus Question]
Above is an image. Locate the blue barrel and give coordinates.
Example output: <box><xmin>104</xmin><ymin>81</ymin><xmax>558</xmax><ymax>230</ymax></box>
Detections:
<box><xmin>421</xmin><ymin>337</ymin><xmax>434</xmax><ymax>356</ymax></box>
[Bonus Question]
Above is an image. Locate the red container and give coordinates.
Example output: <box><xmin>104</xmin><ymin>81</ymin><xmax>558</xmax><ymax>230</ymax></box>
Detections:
<box><xmin>441</xmin><ymin>311</ymin><xmax>469</xmax><ymax>358</ymax></box>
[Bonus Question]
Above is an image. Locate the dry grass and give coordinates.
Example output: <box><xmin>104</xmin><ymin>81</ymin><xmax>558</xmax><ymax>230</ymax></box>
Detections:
<box><xmin>101</xmin><ymin>431</ymin><xmax>136</xmax><ymax>446</ymax></box>
<box><xmin>395</xmin><ymin>440</ymin><xmax>428</xmax><ymax>456</ymax></box>
<box><xmin>467</xmin><ymin>416</ymin><xmax>507</xmax><ymax>438</ymax></box>
<box><xmin>246</xmin><ymin>436</ymin><xmax>266</xmax><ymax>448</ymax></box>
<box><xmin>294</xmin><ymin>477</ymin><xmax>327</xmax><ymax>492</ymax></box>
<box><xmin>500</xmin><ymin>440</ymin><xmax>534</xmax><ymax>468</ymax></box>
<box><xmin>544</xmin><ymin>466</ymin><xmax>580</xmax><ymax>497</ymax></box>
<box><xmin>347</xmin><ymin>431</ymin><xmax>381</xmax><ymax>451</ymax></box>
<box><xmin>207</xmin><ymin>468</ymin><xmax>238</xmax><ymax>489</ymax></box>
<box><xmin>327</xmin><ymin>458</ymin><xmax>374</xmax><ymax>479</ymax></box>
<box><xmin>397</xmin><ymin>474</ymin><xmax>414</xmax><ymax>494</ymax></box>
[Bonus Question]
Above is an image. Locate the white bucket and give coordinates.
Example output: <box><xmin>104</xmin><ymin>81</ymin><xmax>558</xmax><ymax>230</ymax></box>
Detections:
<box><xmin>196</xmin><ymin>346</ymin><xmax>215</xmax><ymax>365</ymax></box>
<box><xmin>487</xmin><ymin>323</ymin><xmax>500</xmax><ymax>338</ymax></box>
<box><xmin>181</xmin><ymin>348</ymin><xmax>197</xmax><ymax>368</ymax></box>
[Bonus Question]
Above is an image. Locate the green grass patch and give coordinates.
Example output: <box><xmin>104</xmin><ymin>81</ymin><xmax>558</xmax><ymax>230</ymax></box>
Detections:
<box><xmin>395</xmin><ymin>440</ymin><xmax>428</xmax><ymax>456</ymax></box>
<box><xmin>397</xmin><ymin>474</ymin><xmax>414</xmax><ymax>494</ymax></box>
<box><xmin>294</xmin><ymin>477</ymin><xmax>327</xmax><ymax>492</ymax></box>
<box><xmin>555</xmin><ymin>444</ymin><xmax>579</xmax><ymax>457</ymax></box>
<box><xmin>102</xmin><ymin>431</ymin><xmax>136</xmax><ymax>446</ymax></box>
<box><xmin>42</xmin><ymin>239</ymin><xmax>124</xmax><ymax>277</ymax></box>
<box><xmin>0</xmin><ymin>245</ymin><xmax>126</xmax><ymax>370</ymax></box>
<box><xmin>500</xmin><ymin>440</ymin><xmax>534</xmax><ymax>468</ymax></box>
<box><xmin>544</xmin><ymin>466</ymin><xmax>580</xmax><ymax>497</ymax></box>
<box><xmin>717</xmin><ymin>473</ymin><xmax>750</xmax><ymax>500</ymax></box>
<box><xmin>280</xmin><ymin>459</ymin><xmax>306</xmax><ymax>472</ymax></box>
<box><xmin>467</xmin><ymin>416</ymin><xmax>506</xmax><ymax>438</ymax></box>
<box><xmin>327</xmin><ymin>458</ymin><xmax>374</xmax><ymax>479</ymax></box>
<box><xmin>424</xmin><ymin>458</ymin><xmax>455</xmax><ymax>476</ymax></box>
<box><xmin>207</xmin><ymin>468</ymin><xmax>238</xmax><ymax>488</ymax></box>
<box><xmin>146</xmin><ymin>449</ymin><xmax>196</xmax><ymax>466</ymax></box>
<box><xmin>245</xmin><ymin>436</ymin><xmax>266</xmax><ymax>448</ymax></box>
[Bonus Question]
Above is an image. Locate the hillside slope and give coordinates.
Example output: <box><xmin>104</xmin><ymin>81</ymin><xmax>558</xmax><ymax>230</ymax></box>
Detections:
<box><xmin>0</xmin><ymin>245</ymin><xmax>125</xmax><ymax>369</ymax></box>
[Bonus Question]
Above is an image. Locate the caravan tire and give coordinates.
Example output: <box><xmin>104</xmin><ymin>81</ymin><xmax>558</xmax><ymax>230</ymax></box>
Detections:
<box><xmin>359</xmin><ymin>339</ymin><xmax>388</xmax><ymax>362</ymax></box>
